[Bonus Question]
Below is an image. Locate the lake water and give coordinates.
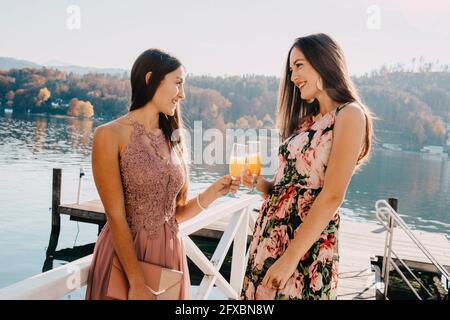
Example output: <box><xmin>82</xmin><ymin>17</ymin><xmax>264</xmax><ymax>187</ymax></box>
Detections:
<box><xmin>0</xmin><ymin>113</ymin><xmax>449</xmax><ymax>290</ymax></box>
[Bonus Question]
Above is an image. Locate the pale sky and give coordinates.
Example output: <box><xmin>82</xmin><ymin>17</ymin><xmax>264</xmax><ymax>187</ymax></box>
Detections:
<box><xmin>1</xmin><ymin>0</ymin><xmax>450</xmax><ymax>76</ymax></box>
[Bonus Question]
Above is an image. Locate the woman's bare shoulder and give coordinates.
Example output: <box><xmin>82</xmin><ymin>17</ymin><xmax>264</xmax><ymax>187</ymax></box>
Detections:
<box><xmin>94</xmin><ymin>116</ymin><xmax>132</xmax><ymax>145</ymax></box>
<box><xmin>336</xmin><ymin>102</ymin><xmax>365</xmax><ymax>124</ymax></box>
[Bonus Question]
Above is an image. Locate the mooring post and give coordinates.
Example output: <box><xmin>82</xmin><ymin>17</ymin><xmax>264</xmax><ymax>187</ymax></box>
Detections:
<box><xmin>98</xmin><ymin>222</ymin><xmax>105</xmax><ymax>235</ymax></box>
<box><xmin>388</xmin><ymin>198</ymin><xmax>398</xmax><ymax>227</ymax></box>
<box><xmin>388</xmin><ymin>198</ymin><xmax>398</xmax><ymax>212</ymax></box>
<box><xmin>45</xmin><ymin>168</ymin><xmax>62</xmax><ymax>257</ymax></box>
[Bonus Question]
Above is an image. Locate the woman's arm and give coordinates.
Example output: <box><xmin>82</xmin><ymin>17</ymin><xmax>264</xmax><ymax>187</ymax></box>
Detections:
<box><xmin>175</xmin><ymin>176</ymin><xmax>241</xmax><ymax>223</ymax></box>
<box><xmin>92</xmin><ymin>125</ymin><xmax>152</xmax><ymax>299</ymax></box>
<box><xmin>262</xmin><ymin>104</ymin><xmax>366</xmax><ymax>289</ymax></box>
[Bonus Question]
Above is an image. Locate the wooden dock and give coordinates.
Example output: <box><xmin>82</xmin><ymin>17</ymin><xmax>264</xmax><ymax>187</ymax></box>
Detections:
<box><xmin>50</xmin><ymin>192</ymin><xmax>450</xmax><ymax>300</ymax></box>
<box><xmin>338</xmin><ymin>219</ymin><xmax>450</xmax><ymax>299</ymax></box>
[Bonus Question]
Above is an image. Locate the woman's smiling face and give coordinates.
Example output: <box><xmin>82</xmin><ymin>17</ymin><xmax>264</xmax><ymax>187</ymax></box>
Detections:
<box><xmin>289</xmin><ymin>46</ymin><xmax>322</xmax><ymax>101</ymax></box>
<box><xmin>151</xmin><ymin>66</ymin><xmax>186</xmax><ymax>117</ymax></box>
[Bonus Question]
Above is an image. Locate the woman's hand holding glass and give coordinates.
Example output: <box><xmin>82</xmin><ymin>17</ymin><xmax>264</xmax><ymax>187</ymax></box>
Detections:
<box><xmin>210</xmin><ymin>175</ymin><xmax>241</xmax><ymax>197</ymax></box>
<box><xmin>245</xmin><ymin>141</ymin><xmax>262</xmax><ymax>194</ymax></box>
<box><xmin>227</xmin><ymin>143</ymin><xmax>246</xmax><ymax>197</ymax></box>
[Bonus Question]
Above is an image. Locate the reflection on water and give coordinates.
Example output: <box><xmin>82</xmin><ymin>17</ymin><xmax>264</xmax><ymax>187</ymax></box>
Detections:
<box><xmin>0</xmin><ymin>113</ymin><xmax>449</xmax><ymax>289</ymax></box>
<box><xmin>347</xmin><ymin>149</ymin><xmax>450</xmax><ymax>231</ymax></box>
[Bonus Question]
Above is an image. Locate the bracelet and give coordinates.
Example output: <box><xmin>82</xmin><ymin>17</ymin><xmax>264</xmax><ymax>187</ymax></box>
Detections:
<box><xmin>196</xmin><ymin>193</ymin><xmax>208</xmax><ymax>210</ymax></box>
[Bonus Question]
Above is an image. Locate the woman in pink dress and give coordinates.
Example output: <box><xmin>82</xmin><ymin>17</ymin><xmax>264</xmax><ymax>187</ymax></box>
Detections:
<box><xmin>241</xmin><ymin>34</ymin><xmax>374</xmax><ymax>300</ymax></box>
<box><xmin>85</xmin><ymin>49</ymin><xmax>240</xmax><ymax>300</ymax></box>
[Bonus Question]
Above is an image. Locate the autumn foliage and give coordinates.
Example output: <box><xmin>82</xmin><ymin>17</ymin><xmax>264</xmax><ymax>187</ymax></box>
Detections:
<box><xmin>0</xmin><ymin>65</ymin><xmax>449</xmax><ymax>149</ymax></box>
<box><xmin>68</xmin><ymin>98</ymin><xmax>94</xmax><ymax>118</ymax></box>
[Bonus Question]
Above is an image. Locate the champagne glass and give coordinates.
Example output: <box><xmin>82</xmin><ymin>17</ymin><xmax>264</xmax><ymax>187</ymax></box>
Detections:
<box><xmin>228</xmin><ymin>143</ymin><xmax>245</xmax><ymax>198</ymax></box>
<box><xmin>246</xmin><ymin>141</ymin><xmax>262</xmax><ymax>194</ymax></box>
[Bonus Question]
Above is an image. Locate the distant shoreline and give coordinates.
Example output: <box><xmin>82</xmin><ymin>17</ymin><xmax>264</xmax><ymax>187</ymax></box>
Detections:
<box><xmin>2</xmin><ymin>107</ymin><xmax>108</xmax><ymax>122</ymax></box>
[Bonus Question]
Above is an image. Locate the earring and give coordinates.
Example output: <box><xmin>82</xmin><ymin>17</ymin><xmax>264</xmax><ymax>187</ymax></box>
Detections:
<box><xmin>145</xmin><ymin>72</ymin><xmax>152</xmax><ymax>85</ymax></box>
<box><xmin>316</xmin><ymin>78</ymin><xmax>323</xmax><ymax>91</ymax></box>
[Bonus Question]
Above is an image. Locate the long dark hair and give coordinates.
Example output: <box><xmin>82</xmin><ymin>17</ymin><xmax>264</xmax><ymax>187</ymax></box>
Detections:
<box><xmin>129</xmin><ymin>49</ymin><xmax>188</xmax><ymax>205</ymax></box>
<box><xmin>276</xmin><ymin>33</ymin><xmax>373</xmax><ymax>167</ymax></box>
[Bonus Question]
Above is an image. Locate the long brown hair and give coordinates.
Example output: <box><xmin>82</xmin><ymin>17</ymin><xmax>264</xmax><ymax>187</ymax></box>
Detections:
<box><xmin>276</xmin><ymin>33</ymin><xmax>374</xmax><ymax>167</ymax></box>
<box><xmin>129</xmin><ymin>49</ymin><xmax>189</xmax><ymax>205</ymax></box>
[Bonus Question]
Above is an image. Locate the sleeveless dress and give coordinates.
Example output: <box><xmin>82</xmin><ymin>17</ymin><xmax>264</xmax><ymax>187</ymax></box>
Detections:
<box><xmin>241</xmin><ymin>102</ymin><xmax>350</xmax><ymax>300</ymax></box>
<box><xmin>85</xmin><ymin>115</ymin><xmax>191</xmax><ymax>300</ymax></box>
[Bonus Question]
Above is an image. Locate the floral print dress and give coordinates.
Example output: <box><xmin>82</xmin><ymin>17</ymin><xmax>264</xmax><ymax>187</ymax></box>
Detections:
<box><xmin>241</xmin><ymin>102</ymin><xmax>350</xmax><ymax>300</ymax></box>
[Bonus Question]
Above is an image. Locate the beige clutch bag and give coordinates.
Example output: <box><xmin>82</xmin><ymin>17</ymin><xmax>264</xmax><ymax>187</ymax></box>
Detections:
<box><xmin>106</xmin><ymin>255</ymin><xmax>184</xmax><ymax>300</ymax></box>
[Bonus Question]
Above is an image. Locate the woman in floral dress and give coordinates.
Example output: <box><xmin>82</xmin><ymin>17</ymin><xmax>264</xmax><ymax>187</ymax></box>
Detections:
<box><xmin>241</xmin><ymin>34</ymin><xmax>374</xmax><ymax>300</ymax></box>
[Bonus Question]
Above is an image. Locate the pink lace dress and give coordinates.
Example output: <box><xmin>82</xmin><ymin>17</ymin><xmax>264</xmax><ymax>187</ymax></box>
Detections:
<box><xmin>85</xmin><ymin>115</ymin><xmax>191</xmax><ymax>300</ymax></box>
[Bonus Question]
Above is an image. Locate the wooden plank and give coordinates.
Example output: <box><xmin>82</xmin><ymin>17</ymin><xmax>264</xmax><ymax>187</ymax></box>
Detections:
<box><xmin>340</xmin><ymin>219</ymin><xmax>448</xmax><ymax>237</ymax></box>
<box><xmin>339</xmin><ymin>240</ymin><xmax>450</xmax><ymax>261</ymax></box>
<box><xmin>339</xmin><ymin>238</ymin><xmax>450</xmax><ymax>256</ymax></box>
<box><xmin>388</xmin><ymin>258</ymin><xmax>450</xmax><ymax>273</ymax></box>
<box><xmin>59</xmin><ymin>206</ymin><xmax>106</xmax><ymax>223</ymax></box>
<box><xmin>340</xmin><ymin>247</ymin><xmax>448</xmax><ymax>267</ymax></box>
<box><xmin>340</xmin><ymin>233</ymin><xmax>449</xmax><ymax>249</ymax></box>
<box><xmin>338</xmin><ymin>269</ymin><xmax>373</xmax><ymax>279</ymax></box>
<box><xmin>61</xmin><ymin>200</ymin><xmax>104</xmax><ymax>213</ymax></box>
<box><xmin>337</xmin><ymin>290</ymin><xmax>375</xmax><ymax>300</ymax></box>
<box><xmin>58</xmin><ymin>199</ymin><xmax>106</xmax><ymax>223</ymax></box>
<box><xmin>339</xmin><ymin>227</ymin><xmax>449</xmax><ymax>243</ymax></box>
<box><xmin>339</xmin><ymin>238</ymin><xmax>450</xmax><ymax>265</ymax></box>
<box><xmin>340</xmin><ymin>229</ymin><xmax>450</xmax><ymax>248</ymax></box>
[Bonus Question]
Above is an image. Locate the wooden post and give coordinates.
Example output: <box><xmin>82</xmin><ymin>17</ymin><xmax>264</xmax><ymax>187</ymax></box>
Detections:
<box><xmin>46</xmin><ymin>168</ymin><xmax>62</xmax><ymax>257</ymax></box>
<box><xmin>98</xmin><ymin>222</ymin><xmax>105</xmax><ymax>235</ymax></box>
<box><xmin>388</xmin><ymin>198</ymin><xmax>398</xmax><ymax>227</ymax></box>
<box><xmin>52</xmin><ymin>168</ymin><xmax>62</xmax><ymax>229</ymax></box>
<box><xmin>388</xmin><ymin>198</ymin><xmax>398</xmax><ymax>213</ymax></box>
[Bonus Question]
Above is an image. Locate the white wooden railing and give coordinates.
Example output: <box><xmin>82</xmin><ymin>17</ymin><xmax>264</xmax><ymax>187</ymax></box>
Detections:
<box><xmin>375</xmin><ymin>199</ymin><xmax>450</xmax><ymax>299</ymax></box>
<box><xmin>0</xmin><ymin>194</ymin><xmax>259</xmax><ymax>300</ymax></box>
